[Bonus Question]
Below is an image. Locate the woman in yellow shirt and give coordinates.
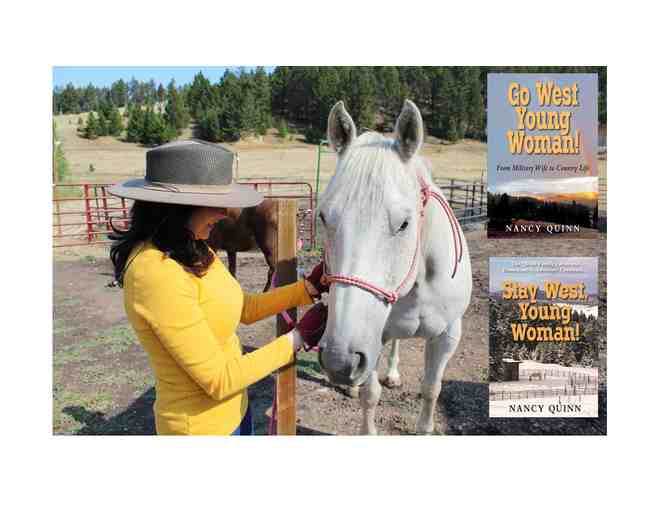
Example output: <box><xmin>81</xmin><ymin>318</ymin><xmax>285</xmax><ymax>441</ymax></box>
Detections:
<box><xmin>108</xmin><ymin>140</ymin><xmax>328</xmax><ymax>435</ymax></box>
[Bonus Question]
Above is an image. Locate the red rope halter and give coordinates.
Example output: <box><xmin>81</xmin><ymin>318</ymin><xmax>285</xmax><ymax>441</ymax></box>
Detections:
<box><xmin>323</xmin><ymin>173</ymin><xmax>462</xmax><ymax>305</ymax></box>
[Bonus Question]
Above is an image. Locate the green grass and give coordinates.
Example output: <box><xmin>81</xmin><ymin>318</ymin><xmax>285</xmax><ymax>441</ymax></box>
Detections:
<box><xmin>98</xmin><ymin>325</ymin><xmax>137</xmax><ymax>354</ymax></box>
<box><xmin>297</xmin><ymin>350</ymin><xmax>323</xmax><ymax>379</ymax></box>
<box><xmin>53</xmin><ymin>337</ymin><xmax>99</xmax><ymax>366</ymax></box>
<box><xmin>53</xmin><ymin>323</ymin><xmax>155</xmax><ymax>435</ymax></box>
<box><xmin>53</xmin><ymin>388</ymin><xmax>116</xmax><ymax>433</ymax></box>
<box><xmin>53</xmin><ymin>182</ymin><xmax>84</xmax><ymax>199</ymax></box>
<box><xmin>53</xmin><ymin>317</ymin><xmax>79</xmax><ymax>338</ymax></box>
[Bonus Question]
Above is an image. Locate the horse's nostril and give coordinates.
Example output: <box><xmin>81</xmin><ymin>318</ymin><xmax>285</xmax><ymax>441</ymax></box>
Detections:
<box><xmin>350</xmin><ymin>352</ymin><xmax>367</xmax><ymax>382</ymax></box>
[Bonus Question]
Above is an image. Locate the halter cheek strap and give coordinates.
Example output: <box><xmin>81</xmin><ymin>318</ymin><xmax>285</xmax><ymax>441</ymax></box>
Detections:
<box><xmin>323</xmin><ymin>174</ymin><xmax>463</xmax><ymax>305</ymax></box>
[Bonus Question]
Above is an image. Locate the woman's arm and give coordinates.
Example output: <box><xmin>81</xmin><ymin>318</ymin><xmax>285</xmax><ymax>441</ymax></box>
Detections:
<box><xmin>132</xmin><ymin>262</ymin><xmax>295</xmax><ymax>401</ymax></box>
<box><xmin>240</xmin><ymin>280</ymin><xmax>315</xmax><ymax>325</ymax></box>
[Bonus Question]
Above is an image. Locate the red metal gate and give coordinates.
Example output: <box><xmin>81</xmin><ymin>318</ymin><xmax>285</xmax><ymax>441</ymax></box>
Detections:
<box><xmin>53</xmin><ymin>181</ymin><xmax>315</xmax><ymax>249</ymax></box>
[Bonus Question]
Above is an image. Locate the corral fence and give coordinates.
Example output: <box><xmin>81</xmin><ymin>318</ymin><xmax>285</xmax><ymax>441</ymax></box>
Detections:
<box><xmin>434</xmin><ymin>178</ymin><xmax>487</xmax><ymax>224</ymax></box>
<box><xmin>53</xmin><ymin>180</ymin><xmax>316</xmax><ymax>249</ymax></box>
<box><xmin>489</xmin><ymin>384</ymin><xmax>599</xmax><ymax>401</ymax></box>
<box><xmin>316</xmin><ymin>142</ymin><xmax>488</xmax><ymax>227</ymax></box>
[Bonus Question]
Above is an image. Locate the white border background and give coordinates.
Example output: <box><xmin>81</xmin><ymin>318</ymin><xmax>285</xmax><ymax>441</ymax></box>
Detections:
<box><xmin>1</xmin><ymin>1</ymin><xmax>670</xmax><ymax>508</ymax></box>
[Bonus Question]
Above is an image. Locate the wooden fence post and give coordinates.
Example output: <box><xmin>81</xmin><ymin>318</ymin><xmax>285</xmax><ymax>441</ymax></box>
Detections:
<box><xmin>273</xmin><ymin>199</ymin><xmax>298</xmax><ymax>435</ymax></box>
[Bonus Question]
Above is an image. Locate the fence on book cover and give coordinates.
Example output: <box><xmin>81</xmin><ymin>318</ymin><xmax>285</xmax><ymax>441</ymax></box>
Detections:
<box><xmin>489</xmin><ymin>385</ymin><xmax>599</xmax><ymax>401</ymax></box>
<box><xmin>519</xmin><ymin>369</ymin><xmax>596</xmax><ymax>383</ymax></box>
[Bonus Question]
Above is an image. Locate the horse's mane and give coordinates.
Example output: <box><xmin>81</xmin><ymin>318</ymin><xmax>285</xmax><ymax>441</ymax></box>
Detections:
<box><xmin>320</xmin><ymin>132</ymin><xmax>431</xmax><ymax>221</ymax></box>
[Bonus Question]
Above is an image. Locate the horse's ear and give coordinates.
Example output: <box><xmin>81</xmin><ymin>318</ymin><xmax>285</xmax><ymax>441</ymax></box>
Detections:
<box><xmin>394</xmin><ymin>99</ymin><xmax>424</xmax><ymax>162</ymax></box>
<box><xmin>327</xmin><ymin>101</ymin><xmax>357</xmax><ymax>154</ymax></box>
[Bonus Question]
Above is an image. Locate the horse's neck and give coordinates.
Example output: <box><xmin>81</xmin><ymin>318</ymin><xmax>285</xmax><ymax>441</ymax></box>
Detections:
<box><xmin>418</xmin><ymin>171</ymin><xmax>462</xmax><ymax>285</ymax></box>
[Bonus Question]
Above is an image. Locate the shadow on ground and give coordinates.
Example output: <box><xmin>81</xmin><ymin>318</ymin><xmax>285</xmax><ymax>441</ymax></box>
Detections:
<box><xmin>64</xmin><ymin>388</ymin><xmax>156</xmax><ymax>435</ymax></box>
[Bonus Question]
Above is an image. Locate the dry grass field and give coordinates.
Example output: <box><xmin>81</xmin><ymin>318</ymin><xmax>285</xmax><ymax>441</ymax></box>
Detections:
<box><xmin>54</xmin><ymin>112</ymin><xmax>489</xmax><ymax>188</ymax></box>
<box><xmin>54</xmin><ymin>112</ymin><xmax>607</xmax><ymax>203</ymax></box>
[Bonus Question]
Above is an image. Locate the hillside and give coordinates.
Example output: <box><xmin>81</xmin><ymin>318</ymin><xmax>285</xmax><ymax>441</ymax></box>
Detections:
<box><xmin>54</xmin><ymin>112</ymin><xmax>487</xmax><ymax>188</ymax></box>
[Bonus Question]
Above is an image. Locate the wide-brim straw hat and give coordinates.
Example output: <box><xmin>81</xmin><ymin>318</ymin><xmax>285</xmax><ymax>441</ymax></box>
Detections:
<box><xmin>107</xmin><ymin>140</ymin><xmax>264</xmax><ymax>208</ymax></box>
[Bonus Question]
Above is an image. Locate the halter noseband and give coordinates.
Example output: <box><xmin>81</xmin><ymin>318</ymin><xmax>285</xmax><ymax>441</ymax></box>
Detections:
<box><xmin>322</xmin><ymin>173</ymin><xmax>463</xmax><ymax>305</ymax></box>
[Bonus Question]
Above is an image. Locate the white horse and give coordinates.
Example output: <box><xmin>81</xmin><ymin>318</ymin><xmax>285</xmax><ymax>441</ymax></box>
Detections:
<box><xmin>317</xmin><ymin>100</ymin><xmax>472</xmax><ymax>435</ymax></box>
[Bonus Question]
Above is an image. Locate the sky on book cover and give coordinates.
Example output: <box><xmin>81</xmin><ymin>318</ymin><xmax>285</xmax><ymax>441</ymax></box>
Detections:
<box><xmin>487</xmin><ymin>73</ymin><xmax>598</xmax><ymax>200</ymax></box>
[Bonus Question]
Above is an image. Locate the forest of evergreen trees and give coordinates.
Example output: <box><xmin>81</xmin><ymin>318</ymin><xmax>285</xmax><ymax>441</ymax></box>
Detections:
<box><xmin>488</xmin><ymin>192</ymin><xmax>598</xmax><ymax>232</ymax></box>
<box><xmin>53</xmin><ymin>66</ymin><xmax>607</xmax><ymax>147</ymax></box>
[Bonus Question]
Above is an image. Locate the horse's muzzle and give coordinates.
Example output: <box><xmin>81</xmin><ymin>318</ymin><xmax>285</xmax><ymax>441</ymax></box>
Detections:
<box><xmin>318</xmin><ymin>346</ymin><xmax>368</xmax><ymax>386</ymax></box>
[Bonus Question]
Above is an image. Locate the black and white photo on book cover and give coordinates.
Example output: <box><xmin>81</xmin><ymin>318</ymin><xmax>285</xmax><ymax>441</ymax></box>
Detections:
<box><xmin>489</xmin><ymin>257</ymin><xmax>599</xmax><ymax>418</ymax></box>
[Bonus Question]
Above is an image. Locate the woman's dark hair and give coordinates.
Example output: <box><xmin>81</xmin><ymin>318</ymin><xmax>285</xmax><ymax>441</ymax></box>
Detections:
<box><xmin>109</xmin><ymin>200</ymin><xmax>214</xmax><ymax>286</ymax></box>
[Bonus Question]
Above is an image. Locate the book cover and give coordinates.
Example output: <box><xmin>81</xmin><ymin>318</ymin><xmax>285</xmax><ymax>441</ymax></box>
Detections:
<box><xmin>487</xmin><ymin>74</ymin><xmax>599</xmax><ymax>238</ymax></box>
<box><xmin>489</xmin><ymin>257</ymin><xmax>599</xmax><ymax>418</ymax></box>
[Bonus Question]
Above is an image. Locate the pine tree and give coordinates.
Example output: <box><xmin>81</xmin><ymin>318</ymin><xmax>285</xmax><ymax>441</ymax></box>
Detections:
<box><xmin>59</xmin><ymin>83</ymin><xmax>80</xmax><ymax>113</ymax></box>
<box><xmin>126</xmin><ymin>106</ymin><xmax>143</xmax><ymax>142</ymax></box>
<box><xmin>96</xmin><ymin>109</ymin><xmax>108</xmax><ymax>136</ymax></box>
<box><xmin>147</xmin><ymin>79</ymin><xmax>158</xmax><ymax>104</ymax></box>
<box><xmin>270</xmin><ymin>66</ymin><xmax>291</xmax><ymax>119</ymax></box>
<box><xmin>82</xmin><ymin>83</ymin><xmax>98</xmax><ymax>112</ymax></box>
<box><xmin>164</xmin><ymin>79</ymin><xmax>189</xmax><ymax>133</ymax></box>
<box><xmin>141</xmin><ymin>108</ymin><xmax>169</xmax><ymax>146</ymax></box>
<box><xmin>239</xmin><ymin>89</ymin><xmax>258</xmax><ymax>135</ymax></box>
<box><xmin>217</xmin><ymin>71</ymin><xmax>241</xmax><ymax>136</ymax></box>
<box><xmin>433</xmin><ymin>69</ymin><xmax>455</xmax><ymax>139</ymax></box>
<box><xmin>377</xmin><ymin>67</ymin><xmax>402</xmax><ymax>130</ymax></box>
<box><xmin>198</xmin><ymin>108</ymin><xmax>222</xmax><ymax>142</ymax></box>
<box><xmin>447</xmin><ymin>117</ymin><xmax>458</xmax><ymax>142</ymax></box>
<box><xmin>111</xmin><ymin>79</ymin><xmax>128</xmax><ymax>107</ymax></box>
<box><xmin>451</xmin><ymin>67</ymin><xmax>468</xmax><ymax>140</ymax></box>
<box><xmin>108</xmin><ymin>107</ymin><xmax>123</xmax><ymax>136</ymax></box>
<box><xmin>188</xmin><ymin>72</ymin><xmax>216</xmax><ymax>118</ymax></box>
<box><xmin>314</xmin><ymin>67</ymin><xmax>342</xmax><ymax>131</ymax></box>
<box><xmin>128</xmin><ymin>78</ymin><xmax>141</xmax><ymax>105</ymax></box>
<box><xmin>252</xmin><ymin>67</ymin><xmax>271</xmax><ymax>135</ymax></box>
<box><xmin>346</xmin><ymin>67</ymin><xmax>376</xmax><ymax>130</ymax></box>
<box><xmin>83</xmin><ymin>112</ymin><xmax>99</xmax><ymax>139</ymax></box>
<box><xmin>465</xmin><ymin>69</ymin><xmax>485</xmax><ymax>139</ymax></box>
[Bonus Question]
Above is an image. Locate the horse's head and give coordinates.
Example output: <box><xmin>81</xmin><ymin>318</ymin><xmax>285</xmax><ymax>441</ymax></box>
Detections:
<box><xmin>317</xmin><ymin>99</ymin><xmax>425</xmax><ymax>386</ymax></box>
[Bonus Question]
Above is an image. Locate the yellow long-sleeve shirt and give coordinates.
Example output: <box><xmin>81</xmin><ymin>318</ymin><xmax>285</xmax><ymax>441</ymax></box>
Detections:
<box><xmin>123</xmin><ymin>241</ymin><xmax>313</xmax><ymax>435</ymax></box>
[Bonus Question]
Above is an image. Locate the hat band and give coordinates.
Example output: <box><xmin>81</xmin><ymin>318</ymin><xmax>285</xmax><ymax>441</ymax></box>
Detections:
<box><xmin>142</xmin><ymin>180</ymin><xmax>235</xmax><ymax>195</ymax></box>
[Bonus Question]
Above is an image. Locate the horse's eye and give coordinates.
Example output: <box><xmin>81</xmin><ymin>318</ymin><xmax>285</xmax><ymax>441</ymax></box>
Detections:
<box><xmin>399</xmin><ymin>220</ymin><xmax>409</xmax><ymax>232</ymax></box>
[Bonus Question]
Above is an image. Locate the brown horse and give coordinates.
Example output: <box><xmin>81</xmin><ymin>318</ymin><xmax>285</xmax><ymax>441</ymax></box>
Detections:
<box><xmin>207</xmin><ymin>200</ymin><xmax>277</xmax><ymax>291</ymax></box>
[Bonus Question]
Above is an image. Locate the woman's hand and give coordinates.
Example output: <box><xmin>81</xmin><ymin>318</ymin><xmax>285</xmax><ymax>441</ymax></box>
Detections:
<box><xmin>304</xmin><ymin>261</ymin><xmax>329</xmax><ymax>299</ymax></box>
<box><xmin>292</xmin><ymin>302</ymin><xmax>328</xmax><ymax>351</ymax></box>
<box><xmin>288</xmin><ymin>330</ymin><xmax>304</xmax><ymax>352</ymax></box>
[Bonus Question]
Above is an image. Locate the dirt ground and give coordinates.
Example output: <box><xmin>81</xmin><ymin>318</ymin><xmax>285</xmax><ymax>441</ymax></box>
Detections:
<box><xmin>52</xmin><ymin>228</ymin><xmax>606</xmax><ymax>435</ymax></box>
<box><xmin>52</xmin><ymin>113</ymin><xmax>606</xmax><ymax>434</ymax></box>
